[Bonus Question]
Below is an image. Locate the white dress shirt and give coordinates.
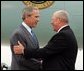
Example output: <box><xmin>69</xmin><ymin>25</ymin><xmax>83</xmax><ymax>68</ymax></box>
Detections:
<box><xmin>57</xmin><ymin>24</ymin><xmax>69</xmax><ymax>33</ymax></box>
<box><xmin>22</xmin><ymin>22</ymin><xmax>32</xmax><ymax>36</ymax></box>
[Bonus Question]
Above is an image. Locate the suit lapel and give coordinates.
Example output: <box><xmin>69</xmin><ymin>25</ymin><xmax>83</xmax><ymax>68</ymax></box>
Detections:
<box><xmin>20</xmin><ymin>25</ymin><xmax>39</xmax><ymax>48</ymax></box>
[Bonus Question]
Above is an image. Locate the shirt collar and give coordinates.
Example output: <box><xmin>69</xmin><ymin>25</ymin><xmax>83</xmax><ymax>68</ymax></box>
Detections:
<box><xmin>57</xmin><ymin>24</ymin><xmax>69</xmax><ymax>33</ymax></box>
<box><xmin>22</xmin><ymin>22</ymin><xmax>32</xmax><ymax>35</ymax></box>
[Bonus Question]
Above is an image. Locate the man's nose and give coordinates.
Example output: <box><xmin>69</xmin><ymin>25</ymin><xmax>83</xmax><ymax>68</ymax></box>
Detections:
<box><xmin>37</xmin><ymin>18</ymin><xmax>39</xmax><ymax>22</ymax></box>
<box><xmin>50</xmin><ymin>21</ymin><xmax>53</xmax><ymax>25</ymax></box>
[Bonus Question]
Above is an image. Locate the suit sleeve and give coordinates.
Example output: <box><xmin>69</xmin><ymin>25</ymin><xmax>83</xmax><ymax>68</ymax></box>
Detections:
<box><xmin>24</xmin><ymin>34</ymin><xmax>68</xmax><ymax>59</ymax></box>
<box><xmin>10</xmin><ymin>32</ymin><xmax>27</xmax><ymax>65</ymax></box>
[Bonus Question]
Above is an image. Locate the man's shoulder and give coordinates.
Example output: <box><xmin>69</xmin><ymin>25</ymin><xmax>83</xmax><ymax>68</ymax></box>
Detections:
<box><xmin>59</xmin><ymin>26</ymin><xmax>73</xmax><ymax>36</ymax></box>
<box><xmin>10</xmin><ymin>25</ymin><xmax>23</xmax><ymax>38</ymax></box>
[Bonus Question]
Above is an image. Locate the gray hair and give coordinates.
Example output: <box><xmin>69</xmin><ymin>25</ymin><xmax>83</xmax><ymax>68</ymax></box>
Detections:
<box><xmin>54</xmin><ymin>10</ymin><xmax>69</xmax><ymax>23</ymax></box>
<box><xmin>22</xmin><ymin>6</ymin><xmax>38</xmax><ymax>20</ymax></box>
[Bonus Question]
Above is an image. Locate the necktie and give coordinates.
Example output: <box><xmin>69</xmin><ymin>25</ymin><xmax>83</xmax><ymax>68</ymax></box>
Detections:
<box><xmin>31</xmin><ymin>30</ymin><xmax>38</xmax><ymax>46</ymax></box>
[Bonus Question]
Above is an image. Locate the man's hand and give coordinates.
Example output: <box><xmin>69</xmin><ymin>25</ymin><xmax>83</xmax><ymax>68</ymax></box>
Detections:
<box><xmin>13</xmin><ymin>41</ymin><xmax>24</xmax><ymax>54</ymax></box>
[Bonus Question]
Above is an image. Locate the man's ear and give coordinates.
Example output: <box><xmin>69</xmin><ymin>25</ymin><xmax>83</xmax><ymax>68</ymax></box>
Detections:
<box><xmin>55</xmin><ymin>18</ymin><xmax>60</xmax><ymax>23</ymax></box>
<box><xmin>58</xmin><ymin>18</ymin><xmax>61</xmax><ymax>23</ymax></box>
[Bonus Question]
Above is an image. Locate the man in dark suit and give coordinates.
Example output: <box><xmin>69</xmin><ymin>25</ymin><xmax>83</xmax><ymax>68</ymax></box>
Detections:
<box><xmin>10</xmin><ymin>6</ymin><xmax>41</xmax><ymax>70</ymax></box>
<box><xmin>13</xmin><ymin>10</ymin><xmax>78</xmax><ymax>70</ymax></box>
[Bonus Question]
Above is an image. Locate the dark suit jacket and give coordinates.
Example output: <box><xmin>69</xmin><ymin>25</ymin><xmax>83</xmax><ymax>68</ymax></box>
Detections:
<box><xmin>10</xmin><ymin>24</ymin><xmax>41</xmax><ymax>70</ymax></box>
<box><xmin>24</xmin><ymin>26</ymin><xmax>78</xmax><ymax>70</ymax></box>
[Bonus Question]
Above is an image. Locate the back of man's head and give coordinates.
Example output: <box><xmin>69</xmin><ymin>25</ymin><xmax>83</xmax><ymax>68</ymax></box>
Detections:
<box><xmin>54</xmin><ymin>10</ymin><xmax>69</xmax><ymax>23</ymax></box>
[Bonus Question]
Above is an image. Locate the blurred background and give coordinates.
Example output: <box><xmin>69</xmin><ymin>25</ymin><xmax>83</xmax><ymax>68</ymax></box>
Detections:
<box><xmin>1</xmin><ymin>1</ymin><xmax>83</xmax><ymax>70</ymax></box>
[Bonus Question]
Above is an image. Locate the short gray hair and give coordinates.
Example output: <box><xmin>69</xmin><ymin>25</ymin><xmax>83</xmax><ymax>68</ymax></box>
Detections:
<box><xmin>22</xmin><ymin>6</ymin><xmax>38</xmax><ymax>20</ymax></box>
<box><xmin>54</xmin><ymin>10</ymin><xmax>69</xmax><ymax>23</ymax></box>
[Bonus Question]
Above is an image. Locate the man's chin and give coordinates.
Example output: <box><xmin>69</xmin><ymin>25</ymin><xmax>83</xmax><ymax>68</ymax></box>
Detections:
<box><xmin>53</xmin><ymin>29</ymin><xmax>57</xmax><ymax>32</ymax></box>
<box><xmin>33</xmin><ymin>25</ymin><xmax>37</xmax><ymax>28</ymax></box>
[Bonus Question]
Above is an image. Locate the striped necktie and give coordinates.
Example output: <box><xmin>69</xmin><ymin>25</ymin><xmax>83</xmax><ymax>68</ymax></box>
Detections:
<box><xmin>31</xmin><ymin>30</ymin><xmax>38</xmax><ymax>46</ymax></box>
